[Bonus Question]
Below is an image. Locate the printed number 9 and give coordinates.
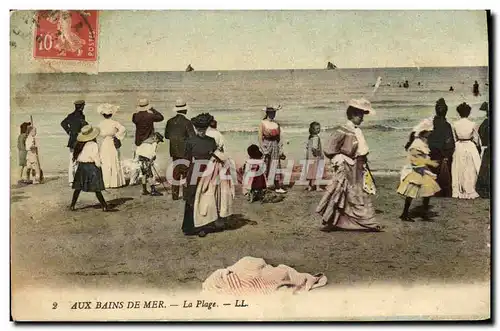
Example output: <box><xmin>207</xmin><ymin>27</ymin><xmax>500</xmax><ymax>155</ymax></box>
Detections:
<box><xmin>38</xmin><ymin>34</ymin><xmax>53</xmax><ymax>51</ymax></box>
<box><xmin>52</xmin><ymin>302</ymin><xmax>58</xmax><ymax>309</ymax></box>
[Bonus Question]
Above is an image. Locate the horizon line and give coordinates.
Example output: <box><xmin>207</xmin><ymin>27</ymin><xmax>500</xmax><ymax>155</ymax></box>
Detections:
<box><xmin>13</xmin><ymin>65</ymin><xmax>488</xmax><ymax>74</ymax></box>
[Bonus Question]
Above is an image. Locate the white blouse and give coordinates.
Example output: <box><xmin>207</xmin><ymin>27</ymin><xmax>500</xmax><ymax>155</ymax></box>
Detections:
<box><xmin>345</xmin><ymin>120</ymin><xmax>369</xmax><ymax>156</ymax></box>
<box><xmin>77</xmin><ymin>141</ymin><xmax>101</xmax><ymax>167</ymax></box>
<box><xmin>98</xmin><ymin>119</ymin><xmax>126</xmax><ymax>140</ymax></box>
<box><xmin>453</xmin><ymin>118</ymin><xmax>481</xmax><ymax>146</ymax></box>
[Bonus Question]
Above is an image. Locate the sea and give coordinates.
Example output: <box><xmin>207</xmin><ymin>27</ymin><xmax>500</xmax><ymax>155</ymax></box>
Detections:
<box><xmin>10</xmin><ymin>67</ymin><xmax>489</xmax><ymax>178</ymax></box>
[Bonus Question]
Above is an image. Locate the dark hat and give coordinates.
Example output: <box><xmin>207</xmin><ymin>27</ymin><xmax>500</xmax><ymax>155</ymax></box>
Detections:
<box><xmin>435</xmin><ymin>98</ymin><xmax>448</xmax><ymax>115</ymax></box>
<box><xmin>191</xmin><ymin>113</ymin><xmax>213</xmax><ymax>129</ymax></box>
<box><xmin>436</xmin><ymin>98</ymin><xmax>447</xmax><ymax>107</ymax></box>
<box><xmin>480</xmin><ymin>102</ymin><xmax>489</xmax><ymax>111</ymax></box>
<box><xmin>74</xmin><ymin>100</ymin><xmax>85</xmax><ymax>105</ymax></box>
<box><xmin>247</xmin><ymin>144</ymin><xmax>263</xmax><ymax>159</ymax></box>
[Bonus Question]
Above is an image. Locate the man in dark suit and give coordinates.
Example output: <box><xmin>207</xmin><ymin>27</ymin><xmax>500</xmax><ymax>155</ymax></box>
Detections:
<box><xmin>61</xmin><ymin>100</ymin><xmax>88</xmax><ymax>186</ymax></box>
<box><xmin>165</xmin><ymin>99</ymin><xmax>196</xmax><ymax>200</ymax></box>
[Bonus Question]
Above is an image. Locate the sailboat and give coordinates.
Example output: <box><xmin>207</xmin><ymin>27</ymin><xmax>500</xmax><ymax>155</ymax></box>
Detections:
<box><xmin>326</xmin><ymin>61</ymin><xmax>337</xmax><ymax>70</ymax></box>
<box><xmin>185</xmin><ymin>64</ymin><xmax>194</xmax><ymax>72</ymax></box>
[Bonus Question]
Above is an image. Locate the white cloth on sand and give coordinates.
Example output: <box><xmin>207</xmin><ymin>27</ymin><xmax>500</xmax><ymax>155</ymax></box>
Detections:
<box><xmin>194</xmin><ymin>154</ymin><xmax>235</xmax><ymax>228</ymax></box>
<box><xmin>122</xmin><ymin>158</ymin><xmax>142</xmax><ymax>185</ymax></box>
<box><xmin>202</xmin><ymin>256</ymin><xmax>328</xmax><ymax>295</ymax></box>
<box><xmin>98</xmin><ymin>118</ymin><xmax>126</xmax><ymax>188</ymax></box>
<box><xmin>451</xmin><ymin>118</ymin><xmax>481</xmax><ymax>199</ymax></box>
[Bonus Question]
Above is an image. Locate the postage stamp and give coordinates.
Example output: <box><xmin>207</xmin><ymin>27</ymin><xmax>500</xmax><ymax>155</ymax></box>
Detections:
<box><xmin>33</xmin><ymin>10</ymin><xmax>98</xmax><ymax>61</ymax></box>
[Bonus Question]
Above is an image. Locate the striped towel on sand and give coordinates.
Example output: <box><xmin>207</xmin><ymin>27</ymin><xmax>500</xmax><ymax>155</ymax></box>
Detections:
<box><xmin>202</xmin><ymin>256</ymin><xmax>327</xmax><ymax>295</ymax></box>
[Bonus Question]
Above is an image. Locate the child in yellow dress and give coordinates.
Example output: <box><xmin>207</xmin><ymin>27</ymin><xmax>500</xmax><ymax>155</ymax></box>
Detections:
<box><xmin>397</xmin><ymin>120</ymin><xmax>441</xmax><ymax>222</ymax></box>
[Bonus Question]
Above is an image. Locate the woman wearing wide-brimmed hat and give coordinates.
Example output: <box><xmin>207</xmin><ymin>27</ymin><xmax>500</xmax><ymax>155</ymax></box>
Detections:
<box><xmin>476</xmin><ymin>101</ymin><xmax>490</xmax><ymax>198</ymax></box>
<box><xmin>182</xmin><ymin>113</ymin><xmax>218</xmax><ymax>237</ymax></box>
<box><xmin>97</xmin><ymin>103</ymin><xmax>127</xmax><ymax>188</ymax></box>
<box><xmin>258</xmin><ymin>105</ymin><xmax>287</xmax><ymax>194</ymax></box>
<box><xmin>316</xmin><ymin>98</ymin><xmax>382</xmax><ymax>232</ymax></box>
<box><xmin>70</xmin><ymin>125</ymin><xmax>111</xmax><ymax>211</ymax></box>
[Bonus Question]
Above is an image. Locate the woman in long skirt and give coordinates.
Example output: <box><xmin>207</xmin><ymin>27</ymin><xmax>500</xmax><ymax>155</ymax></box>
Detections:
<box><xmin>476</xmin><ymin>102</ymin><xmax>490</xmax><ymax>198</ymax></box>
<box><xmin>182</xmin><ymin>113</ymin><xmax>218</xmax><ymax>237</ymax></box>
<box><xmin>97</xmin><ymin>104</ymin><xmax>127</xmax><ymax>188</ymax></box>
<box><xmin>258</xmin><ymin>105</ymin><xmax>287</xmax><ymax>194</ymax></box>
<box><xmin>451</xmin><ymin>102</ymin><xmax>481</xmax><ymax>199</ymax></box>
<box><xmin>70</xmin><ymin>125</ymin><xmax>111</xmax><ymax>212</ymax></box>
<box><xmin>427</xmin><ymin>98</ymin><xmax>455</xmax><ymax>197</ymax></box>
<box><xmin>316</xmin><ymin>98</ymin><xmax>382</xmax><ymax>232</ymax></box>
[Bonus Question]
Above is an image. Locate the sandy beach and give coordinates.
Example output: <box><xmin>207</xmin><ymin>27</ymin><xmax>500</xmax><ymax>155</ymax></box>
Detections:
<box><xmin>11</xmin><ymin>174</ymin><xmax>491</xmax><ymax>293</ymax></box>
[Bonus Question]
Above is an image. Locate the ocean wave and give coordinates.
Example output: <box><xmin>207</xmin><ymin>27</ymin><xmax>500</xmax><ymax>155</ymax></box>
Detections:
<box><xmin>310</xmin><ymin>105</ymin><xmax>332</xmax><ymax>109</ymax></box>
<box><xmin>371</xmin><ymin>100</ymin><xmax>415</xmax><ymax>105</ymax></box>
<box><xmin>381</xmin><ymin>103</ymin><xmax>433</xmax><ymax>109</ymax></box>
<box><xmin>219</xmin><ymin>123</ymin><xmax>411</xmax><ymax>134</ymax></box>
<box><xmin>363</xmin><ymin>124</ymin><xmax>413</xmax><ymax>132</ymax></box>
<box><xmin>413</xmin><ymin>89</ymin><xmax>451</xmax><ymax>93</ymax></box>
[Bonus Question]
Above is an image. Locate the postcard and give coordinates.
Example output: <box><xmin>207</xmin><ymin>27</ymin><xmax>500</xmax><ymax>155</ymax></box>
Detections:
<box><xmin>10</xmin><ymin>9</ymin><xmax>491</xmax><ymax>321</ymax></box>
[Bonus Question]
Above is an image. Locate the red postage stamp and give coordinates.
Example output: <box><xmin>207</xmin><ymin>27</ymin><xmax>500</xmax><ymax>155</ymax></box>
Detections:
<box><xmin>33</xmin><ymin>10</ymin><xmax>98</xmax><ymax>61</ymax></box>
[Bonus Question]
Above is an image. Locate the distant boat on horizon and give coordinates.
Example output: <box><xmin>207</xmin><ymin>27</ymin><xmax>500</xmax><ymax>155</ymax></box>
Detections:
<box><xmin>185</xmin><ymin>64</ymin><xmax>194</xmax><ymax>72</ymax></box>
<box><xmin>326</xmin><ymin>62</ymin><xmax>337</xmax><ymax>70</ymax></box>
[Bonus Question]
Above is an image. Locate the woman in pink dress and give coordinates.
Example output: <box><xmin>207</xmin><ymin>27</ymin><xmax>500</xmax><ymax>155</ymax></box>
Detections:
<box><xmin>316</xmin><ymin>99</ymin><xmax>382</xmax><ymax>232</ymax></box>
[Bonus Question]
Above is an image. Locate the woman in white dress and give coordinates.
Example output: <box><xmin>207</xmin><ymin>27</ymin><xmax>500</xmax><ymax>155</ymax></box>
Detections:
<box><xmin>97</xmin><ymin>103</ymin><xmax>127</xmax><ymax>188</ymax></box>
<box><xmin>451</xmin><ymin>102</ymin><xmax>482</xmax><ymax>199</ymax></box>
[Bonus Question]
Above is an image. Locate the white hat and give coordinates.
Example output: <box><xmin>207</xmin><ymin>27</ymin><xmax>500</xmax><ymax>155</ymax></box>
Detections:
<box><xmin>97</xmin><ymin>103</ymin><xmax>119</xmax><ymax>115</ymax></box>
<box><xmin>137</xmin><ymin>98</ymin><xmax>150</xmax><ymax>111</ymax></box>
<box><xmin>262</xmin><ymin>104</ymin><xmax>282</xmax><ymax>112</ymax></box>
<box><xmin>173</xmin><ymin>98</ymin><xmax>189</xmax><ymax>112</ymax></box>
<box><xmin>347</xmin><ymin>98</ymin><xmax>375</xmax><ymax>115</ymax></box>
<box><xmin>413</xmin><ymin>118</ymin><xmax>433</xmax><ymax>135</ymax></box>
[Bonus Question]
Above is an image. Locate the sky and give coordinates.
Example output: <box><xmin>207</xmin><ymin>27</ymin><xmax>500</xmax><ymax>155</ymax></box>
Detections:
<box><xmin>10</xmin><ymin>10</ymin><xmax>489</xmax><ymax>72</ymax></box>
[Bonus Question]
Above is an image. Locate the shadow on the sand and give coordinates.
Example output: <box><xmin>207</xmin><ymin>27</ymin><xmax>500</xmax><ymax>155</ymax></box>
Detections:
<box><xmin>11</xmin><ymin>194</ymin><xmax>29</xmax><ymax>203</ymax></box>
<box><xmin>41</xmin><ymin>176</ymin><xmax>60</xmax><ymax>184</ymax></box>
<box><xmin>224</xmin><ymin>213</ymin><xmax>258</xmax><ymax>231</ymax></box>
<box><xmin>11</xmin><ymin>176</ymin><xmax>60</xmax><ymax>189</ymax></box>
<box><xmin>80</xmin><ymin>197</ymin><xmax>134</xmax><ymax>210</ymax></box>
<box><xmin>408</xmin><ymin>205</ymin><xmax>438</xmax><ymax>220</ymax></box>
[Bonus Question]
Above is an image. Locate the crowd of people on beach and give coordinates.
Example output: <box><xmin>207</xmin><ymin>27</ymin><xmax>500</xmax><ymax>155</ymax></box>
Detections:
<box><xmin>15</xmin><ymin>79</ymin><xmax>490</xmax><ymax>237</ymax></box>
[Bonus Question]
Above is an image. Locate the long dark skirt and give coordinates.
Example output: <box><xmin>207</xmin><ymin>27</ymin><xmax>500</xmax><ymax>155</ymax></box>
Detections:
<box><xmin>72</xmin><ymin>162</ymin><xmax>105</xmax><ymax>192</ymax></box>
<box><xmin>476</xmin><ymin>147</ymin><xmax>490</xmax><ymax>198</ymax></box>
<box><xmin>430</xmin><ymin>151</ymin><xmax>453</xmax><ymax>197</ymax></box>
<box><xmin>182</xmin><ymin>164</ymin><xmax>207</xmax><ymax>234</ymax></box>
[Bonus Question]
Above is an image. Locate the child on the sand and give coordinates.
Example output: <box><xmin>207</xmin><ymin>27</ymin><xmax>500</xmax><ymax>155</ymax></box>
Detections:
<box><xmin>397</xmin><ymin>120</ymin><xmax>441</xmax><ymax>222</ymax></box>
<box><xmin>305</xmin><ymin>121</ymin><xmax>324</xmax><ymax>191</ymax></box>
<box><xmin>25</xmin><ymin>126</ymin><xmax>42</xmax><ymax>184</ymax></box>
<box><xmin>135</xmin><ymin>132</ymin><xmax>164</xmax><ymax>196</ymax></box>
<box><xmin>242</xmin><ymin>144</ymin><xmax>267</xmax><ymax>202</ymax></box>
<box><xmin>17</xmin><ymin>122</ymin><xmax>31</xmax><ymax>183</ymax></box>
